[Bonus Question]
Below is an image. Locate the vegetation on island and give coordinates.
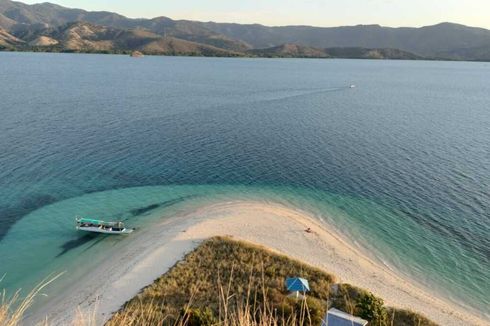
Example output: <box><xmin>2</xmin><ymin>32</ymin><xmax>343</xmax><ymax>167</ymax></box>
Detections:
<box><xmin>107</xmin><ymin>237</ymin><xmax>437</xmax><ymax>326</ymax></box>
<box><xmin>0</xmin><ymin>237</ymin><xmax>438</xmax><ymax>325</ymax></box>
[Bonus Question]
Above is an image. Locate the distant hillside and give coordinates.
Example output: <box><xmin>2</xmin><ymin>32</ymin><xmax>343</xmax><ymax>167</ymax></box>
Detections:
<box><xmin>0</xmin><ymin>0</ymin><xmax>133</xmax><ymax>29</ymax></box>
<box><xmin>2</xmin><ymin>0</ymin><xmax>490</xmax><ymax>60</ymax></box>
<box><xmin>202</xmin><ymin>22</ymin><xmax>490</xmax><ymax>60</ymax></box>
<box><xmin>249</xmin><ymin>44</ymin><xmax>422</xmax><ymax>59</ymax></box>
<box><xmin>0</xmin><ymin>27</ymin><xmax>22</xmax><ymax>49</ymax></box>
<box><xmin>13</xmin><ymin>21</ymin><xmax>242</xmax><ymax>56</ymax></box>
<box><xmin>135</xmin><ymin>17</ymin><xmax>251</xmax><ymax>52</ymax></box>
<box><xmin>0</xmin><ymin>12</ymin><xmax>16</xmax><ymax>29</ymax></box>
<box><xmin>325</xmin><ymin>47</ymin><xmax>423</xmax><ymax>60</ymax></box>
<box><xmin>437</xmin><ymin>45</ymin><xmax>490</xmax><ymax>61</ymax></box>
<box><xmin>248</xmin><ymin>43</ymin><xmax>330</xmax><ymax>58</ymax></box>
<box><xmin>0</xmin><ymin>0</ymin><xmax>250</xmax><ymax>52</ymax></box>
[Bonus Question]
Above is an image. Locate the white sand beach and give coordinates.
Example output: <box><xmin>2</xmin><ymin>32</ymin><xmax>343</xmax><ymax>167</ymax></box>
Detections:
<box><xmin>29</xmin><ymin>201</ymin><xmax>488</xmax><ymax>326</ymax></box>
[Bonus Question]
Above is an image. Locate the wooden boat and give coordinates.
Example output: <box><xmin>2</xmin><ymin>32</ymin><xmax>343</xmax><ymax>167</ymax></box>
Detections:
<box><xmin>75</xmin><ymin>217</ymin><xmax>134</xmax><ymax>235</ymax></box>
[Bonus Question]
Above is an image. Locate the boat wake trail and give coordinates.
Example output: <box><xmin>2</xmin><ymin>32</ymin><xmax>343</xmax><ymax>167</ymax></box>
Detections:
<box><xmin>249</xmin><ymin>85</ymin><xmax>357</xmax><ymax>104</ymax></box>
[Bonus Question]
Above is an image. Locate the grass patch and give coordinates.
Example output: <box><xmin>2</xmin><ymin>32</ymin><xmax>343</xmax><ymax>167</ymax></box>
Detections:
<box><xmin>107</xmin><ymin>236</ymin><xmax>437</xmax><ymax>326</ymax></box>
<box><xmin>387</xmin><ymin>308</ymin><xmax>438</xmax><ymax>326</ymax></box>
<box><xmin>0</xmin><ymin>273</ymin><xmax>63</xmax><ymax>326</ymax></box>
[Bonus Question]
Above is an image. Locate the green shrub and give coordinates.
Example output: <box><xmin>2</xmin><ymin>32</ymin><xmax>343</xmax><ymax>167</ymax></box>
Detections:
<box><xmin>303</xmin><ymin>297</ymin><xmax>326</xmax><ymax>325</ymax></box>
<box><xmin>356</xmin><ymin>292</ymin><xmax>387</xmax><ymax>326</ymax></box>
<box><xmin>386</xmin><ymin>308</ymin><xmax>438</xmax><ymax>326</ymax></box>
<box><xmin>182</xmin><ymin>307</ymin><xmax>217</xmax><ymax>326</ymax></box>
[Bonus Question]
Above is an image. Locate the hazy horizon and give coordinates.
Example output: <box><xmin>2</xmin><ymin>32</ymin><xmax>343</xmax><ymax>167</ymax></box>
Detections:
<box><xmin>17</xmin><ymin>0</ymin><xmax>490</xmax><ymax>29</ymax></box>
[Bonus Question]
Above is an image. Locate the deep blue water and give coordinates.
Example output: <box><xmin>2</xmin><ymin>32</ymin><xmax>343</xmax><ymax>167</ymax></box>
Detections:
<box><xmin>0</xmin><ymin>52</ymin><xmax>489</xmax><ymax>316</ymax></box>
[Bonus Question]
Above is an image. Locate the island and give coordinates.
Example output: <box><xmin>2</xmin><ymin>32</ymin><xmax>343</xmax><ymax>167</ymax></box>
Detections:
<box><xmin>15</xmin><ymin>201</ymin><xmax>487</xmax><ymax>326</ymax></box>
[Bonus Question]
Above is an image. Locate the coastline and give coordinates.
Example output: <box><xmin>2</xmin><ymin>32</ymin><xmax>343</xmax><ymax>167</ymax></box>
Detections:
<box><xmin>26</xmin><ymin>200</ymin><xmax>488</xmax><ymax>326</ymax></box>
<box><xmin>1</xmin><ymin>50</ymin><xmax>485</xmax><ymax>63</ymax></box>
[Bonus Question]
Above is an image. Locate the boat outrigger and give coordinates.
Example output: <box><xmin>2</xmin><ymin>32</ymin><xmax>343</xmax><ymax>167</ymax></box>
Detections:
<box><xmin>75</xmin><ymin>217</ymin><xmax>134</xmax><ymax>235</ymax></box>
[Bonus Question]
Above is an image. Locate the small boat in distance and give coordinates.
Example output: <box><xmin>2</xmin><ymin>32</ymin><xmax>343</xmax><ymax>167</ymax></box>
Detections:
<box><xmin>76</xmin><ymin>217</ymin><xmax>134</xmax><ymax>235</ymax></box>
<box><xmin>349</xmin><ymin>84</ymin><xmax>356</xmax><ymax>88</ymax></box>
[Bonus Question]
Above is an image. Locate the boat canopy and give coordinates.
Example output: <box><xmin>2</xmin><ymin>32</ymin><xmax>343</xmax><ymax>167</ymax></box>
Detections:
<box><xmin>77</xmin><ymin>218</ymin><xmax>122</xmax><ymax>227</ymax></box>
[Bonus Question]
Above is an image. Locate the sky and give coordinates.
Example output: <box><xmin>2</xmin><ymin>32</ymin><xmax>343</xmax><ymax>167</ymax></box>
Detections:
<box><xmin>20</xmin><ymin>0</ymin><xmax>490</xmax><ymax>29</ymax></box>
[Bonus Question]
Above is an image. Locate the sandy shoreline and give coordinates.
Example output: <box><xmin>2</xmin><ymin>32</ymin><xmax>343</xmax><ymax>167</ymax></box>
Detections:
<box><xmin>27</xmin><ymin>200</ymin><xmax>487</xmax><ymax>326</ymax></box>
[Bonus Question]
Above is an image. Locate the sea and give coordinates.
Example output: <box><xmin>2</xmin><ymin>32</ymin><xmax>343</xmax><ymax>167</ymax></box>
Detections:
<box><xmin>0</xmin><ymin>52</ymin><xmax>488</xmax><ymax>318</ymax></box>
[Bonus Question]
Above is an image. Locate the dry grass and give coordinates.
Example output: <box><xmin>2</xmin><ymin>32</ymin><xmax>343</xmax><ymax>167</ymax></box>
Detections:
<box><xmin>108</xmin><ymin>272</ymin><xmax>317</xmax><ymax>326</ymax></box>
<box><xmin>106</xmin><ymin>237</ymin><xmax>437</xmax><ymax>326</ymax></box>
<box><xmin>0</xmin><ymin>273</ymin><xmax>63</xmax><ymax>326</ymax></box>
<box><xmin>1</xmin><ymin>237</ymin><xmax>438</xmax><ymax>326</ymax></box>
<box><xmin>106</xmin><ymin>236</ymin><xmax>335</xmax><ymax>325</ymax></box>
<box><xmin>386</xmin><ymin>308</ymin><xmax>438</xmax><ymax>326</ymax></box>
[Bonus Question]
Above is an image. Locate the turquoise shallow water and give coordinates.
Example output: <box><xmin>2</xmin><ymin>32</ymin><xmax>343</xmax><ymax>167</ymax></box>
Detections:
<box><xmin>0</xmin><ymin>53</ymin><xmax>489</xmax><ymax>317</ymax></box>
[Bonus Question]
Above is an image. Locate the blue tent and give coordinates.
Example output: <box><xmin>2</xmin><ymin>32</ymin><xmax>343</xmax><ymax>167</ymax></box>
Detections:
<box><xmin>285</xmin><ymin>277</ymin><xmax>310</xmax><ymax>292</ymax></box>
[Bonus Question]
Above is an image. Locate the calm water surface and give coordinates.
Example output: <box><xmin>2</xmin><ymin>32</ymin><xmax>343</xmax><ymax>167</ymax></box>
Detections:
<box><xmin>0</xmin><ymin>53</ymin><xmax>489</xmax><ymax>316</ymax></box>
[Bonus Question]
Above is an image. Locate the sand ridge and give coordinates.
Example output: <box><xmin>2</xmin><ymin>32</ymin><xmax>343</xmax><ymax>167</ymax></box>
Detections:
<box><xmin>28</xmin><ymin>200</ymin><xmax>488</xmax><ymax>326</ymax></box>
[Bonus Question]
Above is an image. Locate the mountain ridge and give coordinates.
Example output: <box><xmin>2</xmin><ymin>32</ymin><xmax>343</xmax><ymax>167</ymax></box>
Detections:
<box><xmin>9</xmin><ymin>21</ymin><xmax>243</xmax><ymax>56</ymax></box>
<box><xmin>1</xmin><ymin>0</ymin><xmax>490</xmax><ymax>61</ymax></box>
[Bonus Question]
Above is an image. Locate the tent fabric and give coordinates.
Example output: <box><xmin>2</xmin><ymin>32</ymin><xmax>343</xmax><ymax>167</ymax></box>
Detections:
<box><xmin>321</xmin><ymin>308</ymin><xmax>368</xmax><ymax>326</ymax></box>
<box><xmin>285</xmin><ymin>277</ymin><xmax>310</xmax><ymax>292</ymax></box>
